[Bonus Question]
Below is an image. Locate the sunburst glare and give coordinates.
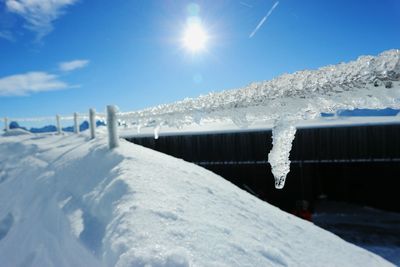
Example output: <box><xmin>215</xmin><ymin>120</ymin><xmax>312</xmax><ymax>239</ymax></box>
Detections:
<box><xmin>182</xmin><ymin>20</ymin><xmax>209</xmax><ymax>53</ymax></box>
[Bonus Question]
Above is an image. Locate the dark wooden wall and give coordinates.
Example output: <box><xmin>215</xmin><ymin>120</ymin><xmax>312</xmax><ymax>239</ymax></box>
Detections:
<box><xmin>126</xmin><ymin>124</ymin><xmax>400</xmax><ymax>212</ymax></box>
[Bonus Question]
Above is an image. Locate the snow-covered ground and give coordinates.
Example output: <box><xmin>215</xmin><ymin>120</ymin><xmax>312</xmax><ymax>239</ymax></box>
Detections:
<box><xmin>0</xmin><ymin>129</ymin><xmax>394</xmax><ymax>266</ymax></box>
<box><xmin>314</xmin><ymin>201</ymin><xmax>400</xmax><ymax>266</ymax></box>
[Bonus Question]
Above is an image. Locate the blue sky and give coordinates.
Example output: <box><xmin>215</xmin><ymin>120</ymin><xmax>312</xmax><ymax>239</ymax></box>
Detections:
<box><xmin>1</xmin><ymin>0</ymin><xmax>400</xmax><ymax>120</ymax></box>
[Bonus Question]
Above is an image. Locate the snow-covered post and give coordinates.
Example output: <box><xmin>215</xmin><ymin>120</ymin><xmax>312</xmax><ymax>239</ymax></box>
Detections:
<box><xmin>56</xmin><ymin>115</ymin><xmax>62</xmax><ymax>134</ymax></box>
<box><xmin>89</xmin><ymin>108</ymin><xmax>96</xmax><ymax>139</ymax></box>
<box><xmin>107</xmin><ymin>105</ymin><xmax>119</xmax><ymax>149</ymax></box>
<box><xmin>74</xmin><ymin>112</ymin><xmax>79</xmax><ymax>134</ymax></box>
<box><xmin>4</xmin><ymin>117</ymin><xmax>9</xmax><ymax>132</ymax></box>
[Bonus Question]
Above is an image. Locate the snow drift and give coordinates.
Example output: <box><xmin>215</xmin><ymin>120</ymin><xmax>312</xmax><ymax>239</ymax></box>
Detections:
<box><xmin>0</xmin><ymin>130</ymin><xmax>394</xmax><ymax>266</ymax></box>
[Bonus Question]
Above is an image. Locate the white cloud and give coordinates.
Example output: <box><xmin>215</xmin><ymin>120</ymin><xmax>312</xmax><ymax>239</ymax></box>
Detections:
<box><xmin>249</xmin><ymin>1</ymin><xmax>279</xmax><ymax>38</ymax></box>
<box><xmin>59</xmin><ymin>59</ymin><xmax>89</xmax><ymax>72</ymax></box>
<box><xmin>0</xmin><ymin>72</ymin><xmax>70</xmax><ymax>96</ymax></box>
<box><xmin>0</xmin><ymin>31</ymin><xmax>15</xmax><ymax>42</ymax></box>
<box><xmin>5</xmin><ymin>0</ymin><xmax>79</xmax><ymax>40</ymax></box>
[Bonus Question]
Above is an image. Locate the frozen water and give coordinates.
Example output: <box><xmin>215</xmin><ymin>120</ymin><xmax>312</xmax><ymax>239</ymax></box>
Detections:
<box><xmin>118</xmin><ymin>49</ymin><xmax>400</xmax><ymax>188</ymax></box>
<box><xmin>154</xmin><ymin>125</ymin><xmax>160</xmax><ymax>139</ymax></box>
<box><xmin>268</xmin><ymin>122</ymin><xmax>297</xmax><ymax>189</ymax></box>
<box><xmin>5</xmin><ymin>50</ymin><xmax>400</xmax><ymax>188</ymax></box>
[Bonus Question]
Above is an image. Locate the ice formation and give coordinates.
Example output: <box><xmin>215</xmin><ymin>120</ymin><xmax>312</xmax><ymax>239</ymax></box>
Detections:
<box><xmin>268</xmin><ymin>123</ymin><xmax>297</xmax><ymax>189</ymax></box>
<box><xmin>6</xmin><ymin>50</ymin><xmax>400</xmax><ymax>188</ymax></box>
<box><xmin>119</xmin><ymin>49</ymin><xmax>400</xmax><ymax>188</ymax></box>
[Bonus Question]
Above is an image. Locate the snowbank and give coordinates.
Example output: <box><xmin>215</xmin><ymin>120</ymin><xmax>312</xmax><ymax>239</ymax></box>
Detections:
<box><xmin>0</xmin><ymin>132</ymin><xmax>394</xmax><ymax>266</ymax></box>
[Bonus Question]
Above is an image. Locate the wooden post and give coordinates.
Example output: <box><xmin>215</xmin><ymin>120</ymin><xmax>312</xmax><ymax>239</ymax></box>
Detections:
<box><xmin>56</xmin><ymin>115</ymin><xmax>62</xmax><ymax>134</ymax></box>
<box><xmin>107</xmin><ymin>105</ymin><xmax>119</xmax><ymax>149</ymax></box>
<box><xmin>74</xmin><ymin>112</ymin><xmax>79</xmax><ymax>134</ymax></box>
<box><xmin>4</xmin><ymin>117</ymin><xmax>9</xmax><ymax>132</ymax></box>
<box><xmin>89</xmin><ymin>108</ymin><xmax>96</xmax><ymax>139</ymax></box>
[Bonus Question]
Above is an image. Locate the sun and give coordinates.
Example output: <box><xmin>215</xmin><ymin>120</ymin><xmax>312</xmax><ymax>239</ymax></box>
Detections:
<box><xmin>182</xmin><ymin>21</ymin><xmax>209</xmax><ymax>53</ymax></box>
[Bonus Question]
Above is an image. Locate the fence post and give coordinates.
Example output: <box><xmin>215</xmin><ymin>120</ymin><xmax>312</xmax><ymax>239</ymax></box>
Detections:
<box><xmin>74</xmin><ymin>112</ymin><xmax>79</xmax><ymax>134</ymax></box>
<box><xmin>107</xmin><ymin>105</ymin><xmax>119</xmax><ymax>149</ymax></box>
<box><xmin>56</xmin><ymin>115</ymin><xmax>62</xmax><ymax>134</ymax></box>
<box><xmin>89</xmin><ymin>108</ymin><xmax>96</xmax><ymax>139</ymax></box>
<box><xmin>4</xmin><ymin>117</ymin><xmax>9</xmax><ymax>132</ymax></box>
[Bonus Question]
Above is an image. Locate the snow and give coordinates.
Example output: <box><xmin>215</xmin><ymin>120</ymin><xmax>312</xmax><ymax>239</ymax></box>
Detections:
<box><xmin>119</xmin><ymin>115</ymin><xmax>400</xmax><ymax>138</ymax></box>
<box><xmin>3</xmin><ymin>128</ymin><xmax>31</xmax><ymax>136</ymax></box>
<box><xmin>117</xmin><ymin>49</ymin><xmax>400</xmax><ymax>188</ymax></box>
<box><xmin>0</xmin><ymin>130</ymin><xmax>394</xmax><ymax>266</ymax></box>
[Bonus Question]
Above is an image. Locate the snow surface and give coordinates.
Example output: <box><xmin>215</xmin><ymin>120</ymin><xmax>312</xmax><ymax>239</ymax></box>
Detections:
<box><xmin>117</xmin><ymin>49</ymin><xmax>400</xmax><ymax>188</ymax></box>
<box><xmin>0</xmin><ymin>129</ymin><xmax>394</xmax><ymax>266</ymax></box>
<box><xmin>119</xmin><ymin>116</ymin><xmax>400</xmax><ymax>138</ymax></box>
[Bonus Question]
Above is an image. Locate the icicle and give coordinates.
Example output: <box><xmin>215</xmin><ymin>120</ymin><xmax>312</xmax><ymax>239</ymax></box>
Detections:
<box><xmin>154</xmin><ymin>125</ymin><xmax>160</xmax><ymax>140</ymax></box>
<box><xmin>268</xmin><ymin>122</ymin><xmax>297</xmax><ymax>189</ymax></box>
